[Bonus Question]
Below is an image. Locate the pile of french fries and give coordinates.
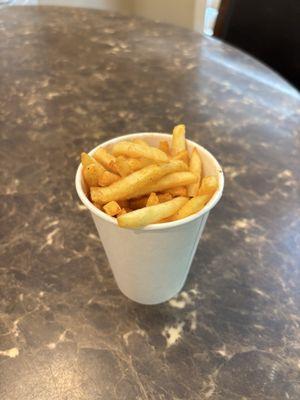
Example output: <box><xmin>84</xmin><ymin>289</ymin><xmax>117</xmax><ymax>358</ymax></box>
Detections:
<box><xmin>81</xmin><ymin>125</ymin><xmax>218</xmax><ymax>228</ymax></box>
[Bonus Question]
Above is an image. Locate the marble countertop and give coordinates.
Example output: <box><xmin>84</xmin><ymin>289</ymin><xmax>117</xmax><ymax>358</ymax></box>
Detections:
<box><xmin>0</xmin><ymin>6</ymin><xmax>300</xmax><ymax>400</ymax></box>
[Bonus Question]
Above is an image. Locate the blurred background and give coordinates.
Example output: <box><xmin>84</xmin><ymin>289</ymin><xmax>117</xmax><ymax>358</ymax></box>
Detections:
<box><xmin>0</xmin><ymin>0</ymin><xmax>218</xmax><ymax>35</ymax></box>
<box><xmin>1</xmin><ymin>0</ymin><xmax>299</xmax><ymax>88</ymax></box>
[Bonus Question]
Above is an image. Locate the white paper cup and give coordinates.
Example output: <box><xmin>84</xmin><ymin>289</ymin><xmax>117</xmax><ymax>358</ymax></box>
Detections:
<box><xmin>75</xmin><ymin>133</ymin><xmax>224</xmax><ymax>305</ymax></box>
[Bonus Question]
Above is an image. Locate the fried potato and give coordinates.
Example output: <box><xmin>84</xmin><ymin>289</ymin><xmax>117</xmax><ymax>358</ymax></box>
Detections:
<box><xmin>146</xmin><ymin>192</ymin><xmax>159</xmax><ymax>207</ymax></box>
<box><xmin>93</xmin><ymin>147</ymin><xmax>118</xmax><ymax>174</ymax></box>
<box><xmin>133</xmin><ymin>171</ymin><xmax>196</xmax><ymax>198</ymax></box>
<box><xmin>83</xmin><ymin>163</ymin><xmax>104</xmax><ymax>187</ymax></box>
<box><xmin>132</xmin><ymin>138</ymin><xmax>149</xmax><ymax>147</ymax></box>
<box><xmin>117</xmin><ymin>208</ymin><xmax>127</xmax><ymax>216</ymax></box>
<box><xmin>92</xmin><ymin>202</ymin><xmax>102</xmax><ymax>210</ymax></box>
<box><xmin>114</xmin><ymin>156</ymin><xmax>152</xmax><ymax>177</ymax></box>
<box><xmin>172</xmin><ymin>150</ymin><xmax>189</xmax><ymax>165</ymax></box>
<box><xmin>157</xmin><ymin>193</ymin><xmax>173</xmax><ymax>203</ymax></box>
<box><xmin>98</xmin><ymin>170</ymin><xmax>120</xmax><ymax>187</ymax></box>
<box><xmin>198</xmin><ymin>176</ymin><xmax>218</xmax><ymax>197</ymax></box>
<box><xmin>81</xmin><ymin>152</ymin><xmax>106</xmax><ymax>175</ymax></box>
<box><xmin>81</xmin><ymin>152</ymin><xmax>97</xmax><ymax>167</ymax></box>
<box><xmin>129</xmin><ymin>196</ymin><xmax>148</xmax><ymax>210</ymax></box>
<box><xmin>103</xmin><ymin>201</ymin><xmax>121</xmax><ymax>216</ymax></box>
<box><xmin>129</xmin><ymin>192</ymin><xmax>172</xmax><ymax>210</ymax></box>
<box><xmin>118</xmin><ymin>199</ymin><xmax>129</xmax><ymax>209</ymax></box>
<box><xmin>91</xmin><ymin>161</ymin><xmax>186</xmax><ymax>204</ymax></box>
<box><xmin>112</xmin><ymin>141</ymin><xmax>168</xmax><ymax>163</ymax></box>
<box><xmin>114</xmin><ymin>156</ymin><xmax>132</xmax><ymax>177</ymax></box>
<box><xmin>159</xmin><ymin>140</ymin><xmax>170</xmax><ymax>155</ymax></box>
<box><xmin>171</xmin><ymin>124</ymin><xmax>186</xmax><ymax>155</ymax></box>
<box><xmin>166</xmin><ymin>186</ymin><xmax>188</xmax><ymax>197</ymax></box>
<box><xmin>117</xmin><ymin>197</ymin><xmax>189</xmax><ymax>228</ymax></box>
<box><xmin>171</xmin><ymin>195</ymin><xmax>209</xmax><ymax>221</ymax></box>
<box><xmin>187</xmin><ymin>148</ymin><xmax>202</xmax><ymax>197</ymax></box>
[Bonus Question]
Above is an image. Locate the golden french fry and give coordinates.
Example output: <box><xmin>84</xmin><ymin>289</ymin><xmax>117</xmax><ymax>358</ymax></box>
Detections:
<box><xmin>83</xmin><ymin>163</ymin><xmax>104</xmax><ymax>187</ymax></box>
<box><xmin>93</xmin><ymin>147</ymin><xmax>119</xmax><ymax>174</ymax></box>
<box><xmin>81</xmin><ymin>153</ymin><xmax>106</xmax><ymax>175</ymax></box>
<box><xmin>159</xmin><ymin>140</ymin><xmax>170</xmax><ymax>155</ymax></box>
<box><xmin>114</xmin><ymin>156</ymin><xmax>132</xmax><ymax>177</ymax></box>
<box><xmin>91</xmin><ymin>161</ymin><xmax>186</xmax><ymax>204</ymax></box>
<box><xmin>171</xmin><ymin>195</ymin><xmax>209</xmax><ymax>221</ymax></box>
<box><xmin>126</xmin><ymin>158</ymin><xmax>153</xmax><ymax>171</ymax></box>
<box><xmin>157</xmin><ymin>192</ymin><xmax>172</xmax><ymax>203</ymax></box>
<box><xmin>92</xmin><ymin>202</ymin><xmax>102</xmax><ymax>210</ymax></box>
<box><xmin>172</xmin><ymin>150</ymin><xmax>189</xmax><ymax>165</ymax></box>
<box><xmin>117</xmin><ymin>208</ymin><xmax>127</xmax><ymax>216</ymax></box>
<box><xmin>117</xmin><ymin>197</ymin><xmax>189</xmax><ymax>228</ymax></box>
<box><xmin>98</xmin><ymin>170</ymin><xmax>120</xmax><ymax>187</ymax></box>
<box><xmin>129</xmin><ymin>196</ymin><xmax>148</xmax><ymax>210</ymax></box>
<box><xmin>103</xmin><ymin>201</ymin><xmax>121</xmax><ymax>216</ymax></box>
<box><xmin>166</xmin><ymin>186</ymin><xmax>188</xmax><ymax>197</ymax></box>
<box><xmin>171</xmin><ymin>124</ymin><xmax>186</xmax><ymax>155</ymax></box>
<box><xmin>159</xmin><ymin>216</ymin><xmax>173</xmax><ymax>223</ymax></box>
<box><xmin>198</xmin><ymin>176</ymin><xmax>218</xmax><ymax>197</ymax></box>
<box><xmin>114</xmin><ymin>156</ymin><xmax>153</xmax><ymax>177</ymax></box>
<box><xmin>118</xmin><ymin>199</ymin><xmax>129</xmax><ymax>209</ymax></box>
<box><xmin>133</xmin><ymin>171</ymin><xmax>196</xmax><ymax>198</ymax></box>
<box><xmin>112</xmin><ymin>141</ymin><xmax>168</xmax><ymax>163</ymax></box>
<box><xmin>81</xmin><ymin>152</ymin><xmax>96</xmax><ymax>167</ymax></box>
<box><xmin>146</xmin><ymin>192</ymin><xmax>159</xmax><ymax>207</ymax></box>
<box><xmin>188</xmin><ymin>148</ymin><xmax>202</xmax><ymax>197</ymax></box>
<box><xmin>132</xmin><ymin>138</ymin><xmax>149</xmax><ymax>147</ymax></box>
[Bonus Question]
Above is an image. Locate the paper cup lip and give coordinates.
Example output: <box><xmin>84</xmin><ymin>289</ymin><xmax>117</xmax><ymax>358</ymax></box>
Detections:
<box><xmin>75</xmin><ymin>132</ymin><xmax>224</xmax><ymax>231</ymax></box>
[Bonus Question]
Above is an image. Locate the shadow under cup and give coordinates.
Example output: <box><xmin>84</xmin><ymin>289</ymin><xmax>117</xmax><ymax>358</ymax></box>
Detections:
<box><xmin>75</xmin><ymin>133</ymin><xmax>224</xmax><ymax>305</ymax></box>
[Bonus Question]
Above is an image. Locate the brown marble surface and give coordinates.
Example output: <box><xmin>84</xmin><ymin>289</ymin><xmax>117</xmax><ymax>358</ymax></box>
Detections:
<box><xmin>0</xmin><ymin>6</ymin><xmax>300</xmax><ymax>400</ymax></box>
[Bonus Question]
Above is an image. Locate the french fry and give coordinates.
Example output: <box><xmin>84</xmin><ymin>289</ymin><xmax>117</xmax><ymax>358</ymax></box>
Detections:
<box><xmin>188</xmin><ymin>148</ymin><xmax>202</xmax><ymax>197</ymax></box>
<box><xmin>117</xmin><ymin>208</ymin><xmax>127</xmax><ymax>216</ymax></box>
<box><xmin>166</xmin><ymin>186</ymin><xmax>188</xmax><ymax>197</ymax></box>
<box><xmin>126</xmin><ymin>158</ymin><xmax>153</xmax><ymax>171</ymax></box>
<box><xmin>157</xmin><ymin>193</ymin><xmax>173</xmax><ymax>203</ymax></box>
<box><xmin>129</xmin><ymin>196</ymin><xmax>148</xmax><ymax>210</ymax></box>
<box><xmin>92</xmin><ymin>202</ymin><xmax>102</xmax><ymax>210</ymax></box>
<box><xmin>118</xmin><ymin>199</ymin><xmax>129</xmax><ymax>209</ymax></box>
<box><xmin>198</xmin><ymin>176</ymin><xmax>218</xmax><ymax>197</ymax></box>
<box><xmin>159</xmin><ymin>140</ymin><xmax>170</xmax><ymax>155</ymax></box>
<box><xmin>172</xmin><ymin>150</ymin><xmax>189</xmax><ymax>165</ymax></box>
<box><xmin>112</xmin><ymin>141</ymin><xmax>168</xmax><ymax>163</ymax></box>
<box><xmin>114</xmin><ymin>156</ymin><xmax>132</xmax><ymax>177</ymax></box>
<box><xmin>113</xmin><ymin>156</ymin><xmax>153</xmax><ymax>177</ymax></box>
<box><xmin>146</xmin><ymin>192</ymin><xmax>159</xmax><ymax>207</ymax></box>
<box><xmin>171</xmin><ymin>124</ymin><xmax>186</xmax><ymax>155</ymax></box>
<box><xmin>132</xmin><ymin>138</ymin><xmax>149</xmax><ymax>147</ymax></box>
<box><xmin>81</xmin><ymin>152</ymin><xmax>106</xmax><ymax>175</ymax></box>
<box><xmin>103</xmin><ymin>201</ymin><xmax>121</xmax><ymax>216</ymax></box>
<box><xmin>171</xmin><ymin>195</ymin><xmax>209</xmax><ymax>221</ymax></box>
<box><xmin>81</xmin><ymin>152</ymin><xmax>97</xmax><ymax>167</ymax></box>
<box><xmin>98</xmin><ymin>170</ymin><xmax>120</xmax><ymax>187</ymax></box>
<box><xmin>129</xmin><ymin>193</ymin><xmax>173</xmax><ymax>209</ymax></box>
<box><xmin>91</xmin><ymin>161</ymin><xmax>186</xmax><ymax>204</ymax></box>
<box><xmin>117</xmin><ymin>197</ymin><xmax>189</xmax><ymax>228</ymax></box>
<box><xmin>159</xmin><ymin>216</ymin><xmax>173</xmax><ymax>223</ymax></box>
<box><xmin>93</xmin><ymin>147</ymin><xmax>119</xmax><ymax>174</ymax></box>
<box><xmin>132</xmin><ymin>171</ymin><xmax>196</xmax><ymax>198</ymax></box>
<box><xmin>83</xmin><ymin>163</ymin><xmax>104</xmax><ymax>187</ymax></box>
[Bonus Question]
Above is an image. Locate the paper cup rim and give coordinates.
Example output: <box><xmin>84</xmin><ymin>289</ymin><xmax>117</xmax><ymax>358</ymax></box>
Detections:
<box><xmin>75</xmin><ymin>132</ymin><xmax>224</xmax><ymax>231</ymax></box>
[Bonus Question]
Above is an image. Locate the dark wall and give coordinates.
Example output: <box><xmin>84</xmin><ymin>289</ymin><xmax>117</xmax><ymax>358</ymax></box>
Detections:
<box><xmin>215</xmin><ymin>0</ymin><xmax>300</xmax><ymax>89</ymax></box>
